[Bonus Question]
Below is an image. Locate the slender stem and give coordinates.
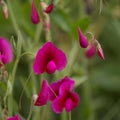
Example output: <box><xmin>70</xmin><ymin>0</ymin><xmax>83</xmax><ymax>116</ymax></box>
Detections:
<box><xmin>19</xmin><ymin>72</ymin><xmax>33</xmax><ymax>109</ymax></box>
<box><xmin>48</xmin><ymin>85</ymin><xmax>57</xmax><ymax>98</ymax></box>
<box><xmin>99</xmin><ymin>0</ymin><xmax>103</xmax><ymax>14</ymax></box>
<box><xmin>27</xmin><ymin>99</ymin><xmax>33</xmax><ymax>120</ymax></box>
<box><xmin>61</xmin><ymin>110</ymin><xmax>67</xmax><ymax>120</ymax></box>
<box><xmin>64</xmin><ymin>41</ymin><xmax>80</xmax><ymax>76</ymax></box>
<box><xmin>34</xmin><ymin>24</ymin><xmax>43</xmax><ymax>42</ymax></box>
<box><xmin>68</xmin><ymin>112</ymin><xmax>71</xmax><ymax>120</ymax></box>
<box><xmin>7</xmin><ymin>0</ymin><xmax>19</xmax><ymax>32</ymax></box>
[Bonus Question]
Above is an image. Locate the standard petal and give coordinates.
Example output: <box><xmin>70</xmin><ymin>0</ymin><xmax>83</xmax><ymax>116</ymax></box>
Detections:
<box><xmin>59</xmin><ymin>77</ymin><xmax>75</xmax><ymax>95</ymax></box>
<box><xmin>34</xmin><ymin>80</ymin><xmax>49</xmax><ymax>106</ymax></box>
<box><xmin>52</xmin><ymin>96</ymin><xmax>65</xmax><ymax>114</ymax></box>
<box><xmin>0</xmin><ymin>37</ymin><xmax>13</xmax><ymax>64</ymax></box>
<box><xmin>32</xmin><ymin>42</ymin><xmax>51</xmax><ymax>74</ymax></box>
<box><xmin>50</xmin><ymin>43</ymin><xmax>67</xmax><ymax>70</ymax></box>
<box><xmin>65</xmin><ymin>92</ymin><xmax>80</xmax><ymax>112</ymax></box>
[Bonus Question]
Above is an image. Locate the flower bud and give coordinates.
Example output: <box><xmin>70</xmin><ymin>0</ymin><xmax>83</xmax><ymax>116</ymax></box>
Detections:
<box><xmin>94</xmin><ymin>39</ymin><xmax>105</xmax><ymax>60</ymax></box>
<box><xmin>86</xmin><ymin>44</ymin><xmax>95</xmax><ymax>58</ymax></box>
<box><xmin>44</xmin><ymin>3</ymin><xmax>54</xmax><ymax>14</ymax></box>
<box><xmin>31</xmin><ymin>0</ymin><xmax>40</xmax><ymax>24</ymax></box>
<box><xmin>78</xmin><ymin>27</ymin><xmax>89</xmax><ymax>48</ymax></box>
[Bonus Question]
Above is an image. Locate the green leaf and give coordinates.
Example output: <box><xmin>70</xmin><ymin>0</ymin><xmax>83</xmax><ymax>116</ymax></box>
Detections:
<box><xmin>51</xmin><ymin>8</ymin><xmax>72</xmax><ymax>34</ymax></box>
<box><xmin>0</xmin><ymin>82</ymin><xmax>7</xmax><ymax>97</ymax></box>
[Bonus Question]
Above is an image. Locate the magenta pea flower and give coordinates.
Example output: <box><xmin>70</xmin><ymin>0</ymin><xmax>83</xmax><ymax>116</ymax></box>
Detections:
<box><xmin>31</xmin><ymin>0</ymin><xmax>40</xmax><ymax>24</ymax></box>
<box><xmin>33</xmin><ymin>42</ymin><xmax>67</xmax><ymax>74</ymax></box>
<box><xmin>49</xmin><ymin>76</ymin><xmax>80</xmax><ymax>113</ymax></box>
<box><xmin>78</xmin><ymin>27</ymin><xmax>89</xmax><ymax>48</ymax></box>
<box><xmin>33</xmin><ymin>77</ymin><xmax>80</xmax><ymax>114</ymax></box>
<box><xmin>33</xmin><ymin>80</ymin><xmax>49</xmax><ymax>106</ymax></box>
<box><xmin>0</xmin><ymin>37</ymin><xmax>13</xmax><ymax>64</ymax></box>
<box><xmin>7</xmin><ymin>114</ymin><xmax>21</xmax><ymax>120</ymax></box>
<box><xmin>44</xmin><ymin>3</ymin><xmax>54</xmax><ymax>14</ymax></box>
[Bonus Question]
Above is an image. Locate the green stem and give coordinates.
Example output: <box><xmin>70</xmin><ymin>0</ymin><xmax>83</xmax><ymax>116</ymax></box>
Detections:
<box><xmin>61</xmin><ymin>110</ymin><xmax>67</xmax><ymax>120</ymax></box>
<box><xmin>19</xmin><ymin>72</ymin><xmax>33</xmax><ymax>109</ymax></box>
<box><xmin>68</xmin><ymin>112</ymin><xmax>71</xmax><ymax>120</ymax></box>
<box><xmin>12</xmin><ymin>58</ymin><xmax>19</xmax><ymax>82</ymax></box>
<box><xmin>64</xmin><ymin>41</ymin><xmax>80</xmax><ymax>76</ymax></box>
<box><xmin>34</xmin><ymin>24</ymin><xmax>43</xmax><ymax>42</ymax></box>
<box><xmin>7</xmin><ymin>0</ymin><xmax>19</xmax><ymax>32</ymax></box>
<box><xmin>27</xmin><ymin>99</ymin><xmax>33</xmax><ymax>120</ymax></box>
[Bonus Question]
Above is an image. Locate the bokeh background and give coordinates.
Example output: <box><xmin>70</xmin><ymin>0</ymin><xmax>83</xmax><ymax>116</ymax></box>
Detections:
<box><xmin>0</xmin><ymin>0</ymin><xmax>120</xmax><ymax>120</ymax></box>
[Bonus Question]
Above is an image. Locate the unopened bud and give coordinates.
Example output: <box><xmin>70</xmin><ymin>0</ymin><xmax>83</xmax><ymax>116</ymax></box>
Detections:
<box><xmin>94</xmin><ymin>39</ymin><xmax>105</xmax><ymax>60</ymax></box>
<box><xmin>31</xmin><ymin>0</ymin><xmax>40</xmax><ymax>24</ymax></box>
<box><xmin>86</xmin><ymin>44</ymin><xmax>95</xmax><ymax>58</ymax></box>
<box><xmin>44</xmin><ymin>3</ymin><xmax>54</xmax><ymax>14</ymax></box>
<box><xmin>78</xmin><ymin>27</ymin><xmax>89</xmax><ymax>48</ymax></box>
<box><xmin>0</xmin><ymin>0</ymin><xmax>8</xmax><ymax>19</ymax></box>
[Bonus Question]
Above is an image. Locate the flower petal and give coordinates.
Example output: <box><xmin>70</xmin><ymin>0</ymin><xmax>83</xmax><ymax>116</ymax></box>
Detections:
<box><xmin>50</xmin><ymin>43</ymin><xmax>67</xmax><ymax>70</ymax></box>
<box><xmin>78</xmin><ymin>27</ymin><xmax>88</xmax><ymax>48</ymax></box>
<box><xmin>65</xmin><ymin>92</ymin><xmax>80</xmax><ymax>112</ymax></box>
<box><xmin>0</xmin><ymin>37</ymin><xmax>13</xmax><ymax>64</ymax></box>
<box><xmin>52</xmin><ymin>96</ymin><xmax>66</xmax><ymax>114</ymax></box>
<box><xmin>33</xmin><ymin>42</ymin><xmax>51</xmax><ymax>74</ymax></box>
<box><xmin>7</xmin><ymin>114</ymin><xmax>21</xmax><ymax>120</ymax></box>
<box><xmin>49</xmin><ymin>79</ymin><xmax>62</xmax><ymax>101</ymax></box>
<box><xmin>46</xmin><ymin>61</ymin><xmax>57</xmax><ymax>74</ymax></box>
<box><xmin>59</xmin><ymin>77</ymin><xmax>75</xmax><ymax>95</ymax></box>
<box><xmin>34</xmin><ymin>80</ymin><xmax>49</xmax><ymax>106</ymax></box>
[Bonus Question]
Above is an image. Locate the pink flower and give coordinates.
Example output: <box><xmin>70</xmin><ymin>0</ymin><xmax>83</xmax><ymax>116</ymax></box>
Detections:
<box><xmin>31</xmin><ymin>0</ymin><xmax>40</xmax><ymax>24</ymax></box>
<box><xmin>33</xmin><ymin>80</ymin><xmax>49</xmax><ymax>106</ymax></box>
<box><xmin>7</xmin><ymin>114</ymin><xmax>21</xmax><ymax>120</ymax></box>
<box><xmin>33</xmin><ymin>77</ymin><xmax>80</xmax><ymax>113</ymax></box>
<box><xmin>0</xmin><ymin>37</ymin><xmax>13</xmax><ymax>64</ymax></box>
<box><xmin>44</xmin><ymin>3</ymin><xmax>54</xmax><ymax>14</ymax></box>
<box><xmin>78</xmin><ymin>27</ymin><xmax>89</xmax><ymax>48</ymax></box>
<box><xmin>86</xmin><ymin>44</ymin><xmax>95</xmax><ymax>58</ymax></box>
<box><xmin>49</xmin><ymin>76</ymin><xmax>80</xmax><ymax>113</ymax></box>
<box><xmin>33</xmin><ymin>42</ymin><xmax>67</xmax><ymax>74</ymax></box>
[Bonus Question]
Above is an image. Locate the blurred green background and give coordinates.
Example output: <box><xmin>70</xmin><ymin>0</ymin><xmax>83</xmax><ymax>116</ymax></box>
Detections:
<box><xmin>0</xmin><ymin>0</ymin><xmax>120</xmax><ymax>120</ymax></box>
